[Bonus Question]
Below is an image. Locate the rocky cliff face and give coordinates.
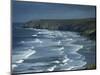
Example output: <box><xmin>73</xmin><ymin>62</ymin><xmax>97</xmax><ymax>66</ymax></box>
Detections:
<box><xmin>23</xmin><ymin>18</ymin><xmax>96</xmax><ymax>40</ymax></box>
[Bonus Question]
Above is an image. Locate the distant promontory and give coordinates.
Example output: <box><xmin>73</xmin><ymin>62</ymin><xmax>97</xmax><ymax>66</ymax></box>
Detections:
<box><xmin>23</xmin><ymin>18</ymin><xmax>96</xmax><ymax>40</ymax></box>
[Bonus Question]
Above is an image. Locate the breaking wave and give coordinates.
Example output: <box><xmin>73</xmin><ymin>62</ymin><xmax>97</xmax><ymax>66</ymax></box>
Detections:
<box><xmin>12</xmin><ymin>28</ymin><xmax>92</xmax><ymax>73</ymax></box>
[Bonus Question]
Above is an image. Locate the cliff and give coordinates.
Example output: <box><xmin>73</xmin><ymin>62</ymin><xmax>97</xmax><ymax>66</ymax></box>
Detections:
<box><xmin>23</xmin><ymin>18</ymin><xmax>96</xmax><ymax>40</ymax></box>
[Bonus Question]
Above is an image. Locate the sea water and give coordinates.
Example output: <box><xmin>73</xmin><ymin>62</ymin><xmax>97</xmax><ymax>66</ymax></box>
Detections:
<box><xmin>12</xmin><ymin>23</ymin><xmax>96</xmax><ymax>74</ymax></box>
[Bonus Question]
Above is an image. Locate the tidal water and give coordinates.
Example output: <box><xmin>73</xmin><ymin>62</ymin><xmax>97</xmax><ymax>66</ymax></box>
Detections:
<box><xmin>12</xmin><ymin>23</ymin><xmax>96</xmax><ymax>74</ymax></box>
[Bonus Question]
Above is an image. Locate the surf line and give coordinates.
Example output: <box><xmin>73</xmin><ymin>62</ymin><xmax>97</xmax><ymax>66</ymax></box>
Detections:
<box><xmin>16</xmin><ymin>49</ymin><xmax>36</xmax><ymax>64</ymax></box>
<box><xmin>12</xmin><ymin>47</ymin><xmax>36</xmax><ymax>70</ymax></box>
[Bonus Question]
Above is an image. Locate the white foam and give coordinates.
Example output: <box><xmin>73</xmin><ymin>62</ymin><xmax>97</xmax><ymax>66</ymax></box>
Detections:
<box><xmin>14</xmin><ymin>48</ymin><xmax>36</xmax><ymax>62</ymax></box>
<box><xmin>80</xmin><ymin>45</ymin><xmax>84</xmax><ymax>49</ymax></box>
<box><xmin>32</xmin><ymin>34</ymin><xmax>37</xmax><ymax>37</ymax></box>
<box><xmin>57</xmin><ymin>41</ymin><xmax>61</xmax><ymax>45</ymax></box>
<box><xmin>62</xmin><ymin>56</ymin><xmax>69</xmax><ymax>63</ymax></box>
<box><xmin>14</xmin><ymin>49</ymin><xmax>36</xmax><ymax>65</ymax></box>
<box><xmin>66</xmin><ymin>44</ymin><xmax>84</xmax><ymax>53</ymax></box>
<box><xmin>20</xmin><ymin>39</ymin><xmax>43</xmax><ymax>44</ymax></box>
<box><xmin>16</xmin><ymin>59</ymin><xmax>24</xmax><ymax>64</ymax></box>
<box><xmin>47</xmin><ymin>65</ymin><xmax>56</xmax><ymax>71</ymax></box>
<box><xmin>51</xmin><ymin>60</ymin><xmax>60</xmax><ymax>64</ymax></box>
<box><xmin>73</xmin><ymin>45</ymin><xmax>83</xmax><ymax>52</ymax></box>
<box><xmin>62</xmin><ymin>39</ymin><xmax>73</xmax><ymax>42</ymax></box>
<box><xmin>38</xmin><ymin>32</ymin><xmax>42</xmax><ymax>34</ymax></box>
<box><xmin>31</xmin><ymin>62</ymin><xmax>49</xmax><ymax>66</ymax></box>
<box><xmin>62</xmin><ymin>58</ymin><xmax>69</xmax><ymax>63</ymax></box>
<box><xmin>67</xmin><ymin>38</ymin><xmax>73</xmax><ymax>41</ymax></box>
<box><xmin>38</xmin><ymin>31</ymin><xmax>53</xmax><ymax>35</ymax></box>
<box><xmin>24</xmin><ymin>50</ymin><xmax>36</xmax><ymax>59</ymax></box>
<box><xmin>44</xmin><ymin>35</ymin><xmax>55</xmax><ymax>38</ymax></box>
<box><xmin>12</xmin><ymin>30</ymin><xmax>89</xmax><ymax>72</ymax></box>
<box><xmin>33</xmin><ymin>28</ymin><xmax>41</xmax><ymax>31</ymax></box>
<box><xmin>34</xmin><ymin>39</ymin><xmax>43</xmax><ymax>43</ymax></box>
<box><xmin>58</xmin><ymin>47</ymin><xmax>64</xmax><ymax>51</ymax></box>
<box><xmin>53</xmin><ymin>47</ymin><xmax>64</xmax><ymax>51</ymax></box>
<box><xmin>12</xmin><ymin>64</ymin><xmax>18</xmax><ymax>69</ymax></box>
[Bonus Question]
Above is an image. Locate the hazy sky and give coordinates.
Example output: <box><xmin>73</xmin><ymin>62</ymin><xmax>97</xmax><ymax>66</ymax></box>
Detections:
<box><xmin>12</xmin><ymin>1</ymin><xmax>96</xmax><ymax>23</ymax></box>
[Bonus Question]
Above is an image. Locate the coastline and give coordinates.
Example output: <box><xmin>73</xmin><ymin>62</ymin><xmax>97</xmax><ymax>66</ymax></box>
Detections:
<box><xmin>23</xmin><ymin>18</ymin><xmax>96</xmax><ymax>41</ymax></box>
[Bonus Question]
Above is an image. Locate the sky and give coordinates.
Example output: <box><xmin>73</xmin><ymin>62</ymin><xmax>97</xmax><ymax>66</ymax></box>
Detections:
<box><xmin>12</xmin><ymin>1</ymin><xmax>96</xmax><ymax>23</ymax></box>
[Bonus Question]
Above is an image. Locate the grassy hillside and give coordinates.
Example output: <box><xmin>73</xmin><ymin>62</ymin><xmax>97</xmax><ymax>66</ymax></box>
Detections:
<box><xmin>23</xmin><ymin>18</ymin><xmax>96</xmax><ymax>40</ymax></box>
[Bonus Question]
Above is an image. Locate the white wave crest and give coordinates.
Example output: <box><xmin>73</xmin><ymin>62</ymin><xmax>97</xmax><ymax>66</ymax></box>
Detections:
<box><xmin>24</xmin><ymin>50</ymin><xmax>36</xmax><ymax>59</ymax></box>
<box><xmin>47</xmin><ymin>65</ymin><xmax>56</xmax><ymax>71</ymax></box>
<box><xmin>38</xmin><ymin>31</ymin><xmax>53</xmax><ymax>35</ymax></box>
<box><xmin>73</xmin><ymin>45</ymin><xmax>83</xmax><ymax>52</ymax></box>
<box><xmin>51</xmin><ymin>60</ymin><xmax>60</xmax><ymax>64</ymax></box>
<box><xmin>62</xmin><ymin>57</ymin><xmax>69</xmax><ymax>63</ymax></box>
<box><xmin>53</xmin><ymin>47</ymin><xmax>64</xmax><ymax>51</ymax></box>
<box><xmin>57</xmin><ymin>41</ymin><xmax>61</xmax><ymax>45</ymax></box>
<box><xmin>31</xmin><ymin>62</ymin><xmax>49</xmax><ymax>66</ymax></box>
<box><xmin>33</xmin><ymin>39</ymin><xmax>43</xmax><ymax>43</ymax></box>
<box><xmin>32</xmin><ymin>34</ymin><xmax>37</xmax><ymax>37</ymax></box>
<box><xmin>16</xmin><ymin>59</ymin><xmax>24</xmax><ymax>64</ymax></box>
<box><xmin>12</xmin><ymin>64</ymin><xmax>18</xmax><ymax>68</ymax></box>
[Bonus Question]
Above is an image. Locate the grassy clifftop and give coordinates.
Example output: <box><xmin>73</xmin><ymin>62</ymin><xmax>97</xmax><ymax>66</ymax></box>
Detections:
<box><xmin>24</xmin><ymin>18</ymin><xmax>96</xmax><ymax>40</ymax></box>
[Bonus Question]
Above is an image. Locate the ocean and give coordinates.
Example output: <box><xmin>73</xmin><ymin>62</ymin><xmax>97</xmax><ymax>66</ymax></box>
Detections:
<box><xmin>12</xmin><ymin>23</ymin><xmax>96</xmax><ymax>74</ymax></box>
